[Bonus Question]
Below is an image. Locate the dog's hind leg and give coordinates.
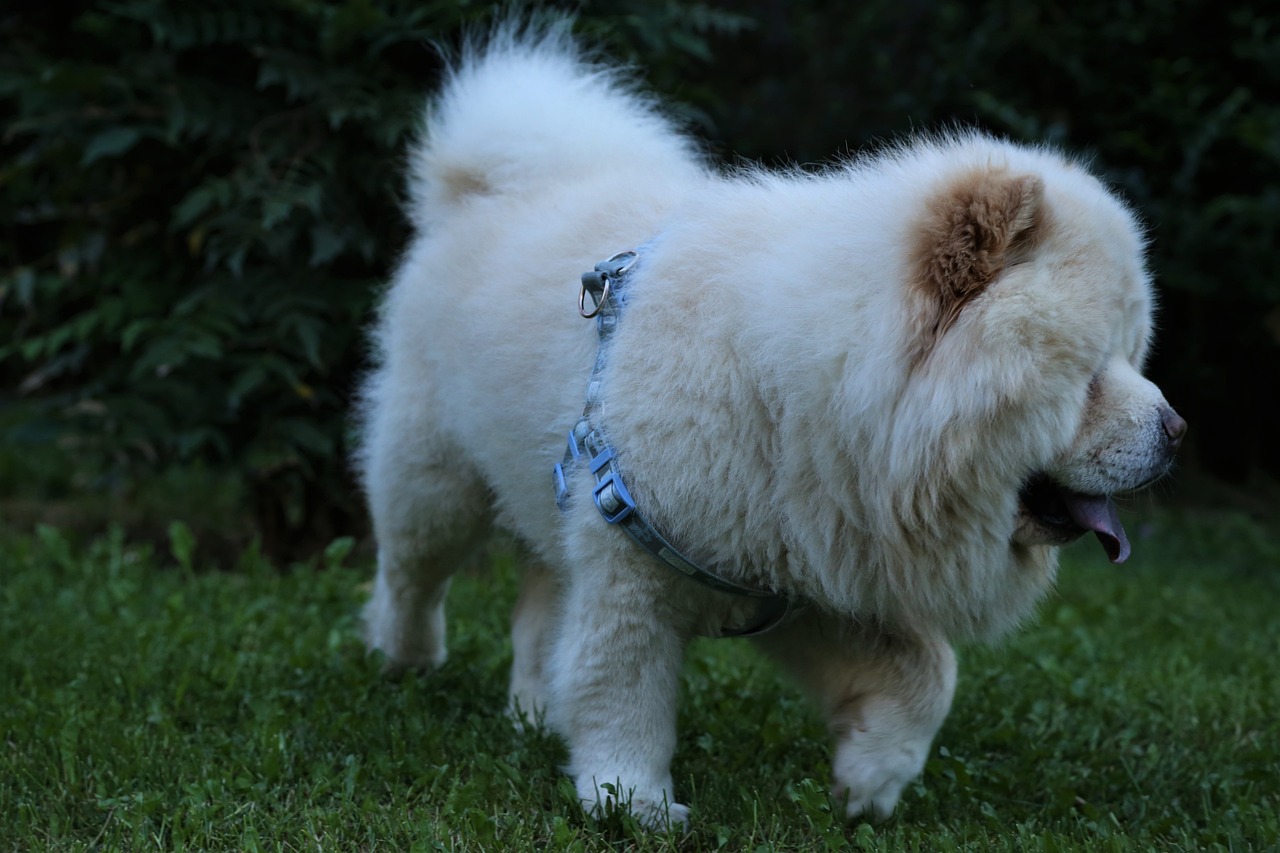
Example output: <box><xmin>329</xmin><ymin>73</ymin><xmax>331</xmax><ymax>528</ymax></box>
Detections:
<box><xmin>360</xmin><ymin>394</ymin><xmax>490</xmax><ymax>672</ymax></box>
<box><xmin>507</xmin><ymin>557</ymin><xmax>560</xmax><ymax>726</ymax></box>
<box><xmin>756</xmin><ymin>616</ymin><xmax>957</xmax><ymax>822</ymax></box>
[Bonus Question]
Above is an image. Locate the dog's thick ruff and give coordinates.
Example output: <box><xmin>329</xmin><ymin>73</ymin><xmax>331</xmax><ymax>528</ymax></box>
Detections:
<box><xmin>356</xmin><ymin>24</ymin><xmax>1182</xmax><ymax>827</ymax></box>
<box><xmin>557</xmin><ymin>249</ymin><xmax>798</xmax><ymax>637</ymax></box>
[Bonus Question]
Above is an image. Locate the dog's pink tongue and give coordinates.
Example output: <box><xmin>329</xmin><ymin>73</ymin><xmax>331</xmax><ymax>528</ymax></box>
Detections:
<box><xmin>1063</xmin><ymin>493</ymin><xmax>1130</xmax><ymax>564</ymax></box>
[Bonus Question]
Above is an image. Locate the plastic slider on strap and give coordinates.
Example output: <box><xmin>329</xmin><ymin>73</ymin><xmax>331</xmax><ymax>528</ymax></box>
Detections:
<box><xmin>553</xmin><ymin>463</ymin><xmax>569</xmax><ymax>510</ymax></box>
<box><xmin>588</xmin><ymin>445</ymin><xmax>615</xmax><ymax>474</ymax></box>
<box><xmin>566</xmin><ymin>427</ymin><xmax>584</xmax><ymax>461</ymax></box>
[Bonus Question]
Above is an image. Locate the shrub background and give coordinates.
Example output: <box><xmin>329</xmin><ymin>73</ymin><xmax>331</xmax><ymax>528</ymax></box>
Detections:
<box><xmin>3</xmin><ymin>1</ymin><xmax>1277</xmax><ymax>558</ymax></box>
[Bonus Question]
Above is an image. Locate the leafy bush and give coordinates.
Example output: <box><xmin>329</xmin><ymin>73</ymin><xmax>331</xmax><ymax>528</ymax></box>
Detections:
<box><xmin>0</xmin><ymin>1</ymin><xmax>749</xmax><ymax>559</ymax></box>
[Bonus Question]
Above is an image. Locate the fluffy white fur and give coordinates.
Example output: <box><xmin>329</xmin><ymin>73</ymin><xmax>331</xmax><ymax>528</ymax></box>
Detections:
<box><xmin>357</xmin><ymin>24</ymin><xmax>1181</xmax><ymax>827</ymax></box>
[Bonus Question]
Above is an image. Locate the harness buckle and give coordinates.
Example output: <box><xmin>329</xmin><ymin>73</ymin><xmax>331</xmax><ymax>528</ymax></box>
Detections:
<box><xmin>592</xmin><ymin>470</ymin><xmax>636</xmax><ymax>524</ymax></box>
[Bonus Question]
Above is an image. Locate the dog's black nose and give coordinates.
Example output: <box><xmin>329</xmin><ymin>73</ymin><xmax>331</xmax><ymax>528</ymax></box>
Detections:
<box><xmin>1161</xmin><ymin>407</ymin><xmax>1187</xmax><ymax>450</ymax></box>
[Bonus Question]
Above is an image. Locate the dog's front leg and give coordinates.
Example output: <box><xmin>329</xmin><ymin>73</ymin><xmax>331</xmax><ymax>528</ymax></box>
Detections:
<box><xmin>757</xmin><ymin>615</ymin><xmax>957</xmax><ymax>822</ymax></box>
<box><xmin>544</xmin><ymin>550</ymin><xmax>691</xmax><ymax>830</ymax></box>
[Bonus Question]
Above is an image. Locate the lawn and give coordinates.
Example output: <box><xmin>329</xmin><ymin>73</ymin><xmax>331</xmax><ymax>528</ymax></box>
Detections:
<box><xmin>1</xmin><ymin>510</ymin><xmax>1276</xmax><ymax>851</ymax></box>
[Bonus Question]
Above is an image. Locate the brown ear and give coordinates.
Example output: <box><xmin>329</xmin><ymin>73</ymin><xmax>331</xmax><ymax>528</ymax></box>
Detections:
<box><xmin>914</xmin><ymin>171</ymin><xmax>1045</xmax><ymax>337</ymax></box>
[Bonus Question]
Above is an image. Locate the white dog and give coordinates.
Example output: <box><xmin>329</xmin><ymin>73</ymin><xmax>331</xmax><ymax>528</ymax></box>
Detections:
<box><xmin>356</xmin><ymin>24</ymin><xmax>1184</xmax><ymax>827</ymax></box>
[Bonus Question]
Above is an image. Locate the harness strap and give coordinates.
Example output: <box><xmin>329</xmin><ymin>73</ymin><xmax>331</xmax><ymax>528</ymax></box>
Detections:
<box><xmin>553</xmin><ymin>250</ymin><xmax>798</xmax><ymax>637</ymax></box>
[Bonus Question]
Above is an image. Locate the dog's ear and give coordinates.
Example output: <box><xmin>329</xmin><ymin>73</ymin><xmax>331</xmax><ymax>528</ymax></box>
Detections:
<box><xmin>914</xmin><ymin>170</ymin><xmax>1045</xmax><ymax>337</ymax></box>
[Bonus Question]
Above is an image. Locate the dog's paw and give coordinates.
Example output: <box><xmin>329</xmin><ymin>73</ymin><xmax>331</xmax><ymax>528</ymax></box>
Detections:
<box><xmin>579</xmin><ymin>780</ymin><xmax>690</xmax><ymax>832</ymax></box>
<box><xmin>836</xmin><ymin>778</ymin><xmax>906</xmax><ymax>824</ymax></box>
<box><xmin>362</xmin><ymin>595</ymin><xmax>447</xmax><ymax>674</ymax></box>
<box><xmin>505</xmin><ymin>697</ymin><xmax>547</xmax><ymax>734</ymax></box>
<box><xmin>645</xmin><ymin>800</ymin><xmax>691</xmax><ymax>832</ymax></box>
<box><xmin>370</xmin><ymin>648</ymin><xmax>445</xmax><ymax>677</ymax></box>
<box><xmin>363</xmin><ymin>624</ymin><xmax>447</xmax><ymax>674</ymax></box>
<box><xmin>832</xmin><ymin>736</ymin><xmax>929</xmax><ymax>822</ymax></box>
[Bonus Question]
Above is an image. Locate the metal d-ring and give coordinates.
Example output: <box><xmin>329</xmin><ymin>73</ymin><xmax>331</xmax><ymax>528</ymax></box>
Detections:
<box><xmin>578</xmin><ymin>277</ymin><xmax>611</xmax><ymax>319</ymax></box>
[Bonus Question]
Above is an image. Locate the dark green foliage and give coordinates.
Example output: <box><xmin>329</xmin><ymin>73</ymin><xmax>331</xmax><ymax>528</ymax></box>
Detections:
<box><xmin>1</xmin><ymin>1</ymin><xmax>454</xmax><ymax>557</ymax></box>
<box><xmin>0</xmin><ymin>1</ymin><xmax>747</xmax><ymax>558</ymax></box>
<box><xmin>2</xmin><ymin>1</ymin><xmax>1276</xmax><ymax>557</ymax></box>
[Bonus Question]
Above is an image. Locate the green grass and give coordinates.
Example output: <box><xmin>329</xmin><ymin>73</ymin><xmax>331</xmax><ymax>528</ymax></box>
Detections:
<box><xmin>1</xmin><ymin>512</ymin><xmax>1277</xmax><ymax>852</ymax></box>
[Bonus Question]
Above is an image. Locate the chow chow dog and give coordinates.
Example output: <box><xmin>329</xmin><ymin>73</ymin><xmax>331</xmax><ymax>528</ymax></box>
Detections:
<box><xmin>356</xmin><ymin>23</ymin><xmax>1184</xmax><ymax>827</ymax></box>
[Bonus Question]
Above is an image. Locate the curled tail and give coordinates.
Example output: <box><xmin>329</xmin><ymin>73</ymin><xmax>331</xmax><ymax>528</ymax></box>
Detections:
<box><xmin>405</xmin><ymin>20</ymin><xmax>706</xmax><ymax>230</ymax></box>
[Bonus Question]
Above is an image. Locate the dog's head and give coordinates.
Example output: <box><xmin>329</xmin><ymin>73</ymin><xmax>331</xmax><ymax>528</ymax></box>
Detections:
<box><xmin>906</xmin><ymin>139</ymin><xmax>1184</xmax><ymax>567</ymax></box>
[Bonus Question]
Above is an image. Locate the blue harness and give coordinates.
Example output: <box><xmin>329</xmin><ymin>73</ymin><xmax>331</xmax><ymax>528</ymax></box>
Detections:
<box><xmin>552</xmin><ymin>250</ymin><xmax>798</xmax><ymax>637</ymax></box>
